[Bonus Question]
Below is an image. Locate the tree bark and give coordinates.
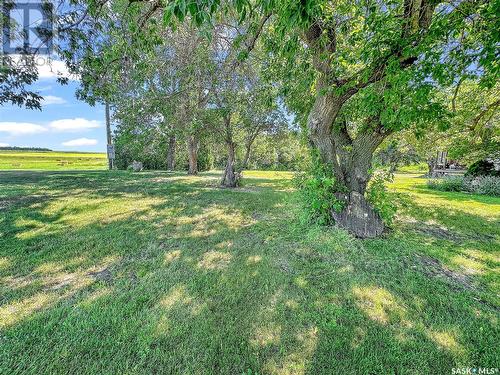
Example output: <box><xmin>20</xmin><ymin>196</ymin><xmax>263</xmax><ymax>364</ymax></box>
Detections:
<box><xmin>242</xmin><ymin>144</ymin><xmax>251</xmax><ymax>170</ymax></box>
<box><xmin>332</xmin><ymin>133</ymin><xmax>386</xmax><ymax>238</ymax></box>
<box><xmin>221</xmin><ymin>140</ymin><xmax>238</xmax><ymax>187</ymax></box>
<box><xmin>307</xmin><ymin>89</ymin><xmax>387</xmax><ymax>238</ymax></box>
<box><xmin>220</xmin><ymin>114</ymin><xmax>239</xmax><ymax>187</ymax></box>
<box><xmin>105</xmin><ymin>101</ymin><xmax>113</xmax><ymax>170</ymax></box>
<box><xmin>332</xmin><ymin>191</ymin><xmax>385</xmax><ymax>238</ymax></box>
<box><xmin>332</xmin><ymin>169</ymin><xmax>385</xmax><ymax>238</ymax></box>
<box><xmin>187</xmin><ymin>135</ymin><xmax>199</xmax><ymax>175</ymax></box>
<box><xmin>167</xmin><ymin>135</ymin><xmax>176</xmax><ymax>171</ymax></box>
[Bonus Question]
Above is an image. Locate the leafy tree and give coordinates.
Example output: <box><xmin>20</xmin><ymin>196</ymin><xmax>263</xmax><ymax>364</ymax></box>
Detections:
<box><xmin>0</xmin><ymin>0</ymin><xmax>68</xmax><ymax>109</ymax></box>
<box><xmin>239</xmin><ymin>89</ymin><xmax>289</xmax><ymax>170</ymax></box>
<box><xmin>404</xmin><ymin>81</ymin><xmax>499</xmax><ymax>174</ymax></box>
<box><xmin>130</xmin><ymin>0</ymin><xmax>495</xmax><ymax>237</ymax></box>
<box><xmin>0</xmin><ymin>55</ymin><xmax>42</xmax><ymax>109</ymax></box>
<box><xmin>19</xmin><ymin>0</ymin><xmax>499</xmax><ymax>237</ymax></box>
<box><xmin>443</xmin><ymin>81</ymin><xmax>499</xmax><ymax>164</ymax></box>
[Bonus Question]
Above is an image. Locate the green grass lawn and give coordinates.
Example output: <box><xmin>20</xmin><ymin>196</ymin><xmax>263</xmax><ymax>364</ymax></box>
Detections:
<box><xmin>0</xmin><ymin>170</ymin><xmax>498</xmax><ymax>374</ymax></box>
<box><xmin>0</xmin><ymin>150</ymin><xmax>107</xmax><ymax>170</ymax></box>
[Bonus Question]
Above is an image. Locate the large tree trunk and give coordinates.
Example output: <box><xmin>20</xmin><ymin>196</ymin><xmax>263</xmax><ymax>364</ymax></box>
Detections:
<box><xmin>167</xmin><ymin>135</ymin><xmax>176</xmax><ymax>171</ymax></box>
<box><xmin>332</xmin><ymin>191</ymin><xmax>384</xmax><ymax>238</ymax></box>
<box><xmin>307</xmin><ymin>87</ymin><xmax>386</xmax><ymax>238</ymax></box>
<box><xmin>187</xmin><ymin>135</ymin><xmax>199</xmax><ymax>175</ymax></box>
<box><xmin>331</xmin><ymin>143</ymin><xmax>385</xmax><ymax>238</ymax></box>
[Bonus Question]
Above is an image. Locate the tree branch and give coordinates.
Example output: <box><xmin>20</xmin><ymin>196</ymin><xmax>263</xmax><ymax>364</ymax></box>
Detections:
<box><xmin>304</xmin><ymin>21</ymin><xmax>336</xmax><ymax>75</ymax></box>
<box><xmin>471</xmin><ymin>98</ymin><xmax>500</xmax><ymax>130</ymax></box>
<box><xmin>451</xmin><ymin>77</ymin><xmax>464</xmax><ymax>112</ymax></box>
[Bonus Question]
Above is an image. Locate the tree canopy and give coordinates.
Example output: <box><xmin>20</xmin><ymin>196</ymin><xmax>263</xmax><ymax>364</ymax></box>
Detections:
<box><xmin>1</xmin><ymin>0</ymin><xmax>498</xmax><ymax>237</ymax></box>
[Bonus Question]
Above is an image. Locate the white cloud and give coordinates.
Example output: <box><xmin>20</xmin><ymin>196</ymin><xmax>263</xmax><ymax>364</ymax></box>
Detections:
<box><xmin>62</xmin><ymin>138</ymin><xmax>98</xmax><ymax>147</ymax></box>
<box><xmin>41</xmin><ymin>95</ymin><xmax>67</xmax><ymax>105</ymax></box>
<box><xmin>36</xmin><ymin>85</ymin><xmax>52</xmax><ymax>92</ymax></box>
<box><xmin>0</xmin><ymin>143</ymin><xmax>10</xmax><ymax>147</ymax></box>
<box><xmin>49</xmin><ymin>118</ymin><xmax>101</xmax><ymax>132</ymax></box>
<box><xmin>9</xmin><ymin>55</ymin><xmax>77</xmax><ymax>81</ymax></box>
<box><xmin>37</xmin><ymin>59</ymin><xmax>76</xmax><ymax>81</ymax></box>
<box><xmin>0</xmin><ymin>122</ymin><xmax>48</xmax><ymax>136</ymax></box>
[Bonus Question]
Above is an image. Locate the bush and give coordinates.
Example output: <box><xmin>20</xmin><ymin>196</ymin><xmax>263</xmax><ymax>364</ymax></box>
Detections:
<box><xmin>427</xmin><ymin>176</ymin><xmax>465</xmax><ymax>192</ymax></box>
<box><xmin>427</xmin><ymin>175</ymin><xmax>500</xmax><ymax>196</ymax></box>
<box><xmin>293</xmin><ymin>156</ymin><xmax>345</xmax><ymax>225</ymax></box>
<box><xmin>466</xmin><ymin>160</ymin><xmax>500</xmax><ymax>177</ymax></box>
<box><xmin>474</xmin><ymin>176</ymin><xmax>500</xmax><ymax>196</ymax></box>
<box><xmin>366</xmin><ymin>172</ymin><xmax>397</xmax><ymax>226</ymax></box>
<box><xmin>295</xmin><ymin>156</ymin><xmax>399</xmax><ymax>226</ymax></box>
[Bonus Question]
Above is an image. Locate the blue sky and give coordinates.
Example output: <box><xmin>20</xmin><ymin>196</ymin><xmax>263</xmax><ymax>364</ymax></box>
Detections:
<box><xmin>1</xmin><ymin>1</ymin><xmax>108</xmax><ymax>153</ymax></box>
<box><xmin>0</xmin><ymin>63</ymin><xmax>107</xmax><ymax>152</ymax></box>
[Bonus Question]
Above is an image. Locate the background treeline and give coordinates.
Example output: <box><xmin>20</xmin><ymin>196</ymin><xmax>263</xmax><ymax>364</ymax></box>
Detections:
<box><xmin>0</xmin><ymin>147</ymin><xmax>53</xmax><ymax>152</ymax></box>
<box><xmin>113</xmin><ymin>127</ymin><xmax>309</xmax><ymax>172</ymax></box>
<box><xmin>50</xmin><ymin>0</ymin><xmax>498</xmax><ymax>236</ymax></box>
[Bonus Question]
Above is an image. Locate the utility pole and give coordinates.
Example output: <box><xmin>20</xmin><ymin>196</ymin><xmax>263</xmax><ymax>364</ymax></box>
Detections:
<box><xmin>105</xmin><ymin>102</ymin><xmax>114</xmax><ymax>170</ymax></box>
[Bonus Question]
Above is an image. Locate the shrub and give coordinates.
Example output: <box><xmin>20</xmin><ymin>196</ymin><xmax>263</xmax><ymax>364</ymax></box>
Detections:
<box><xmin>466</xmin><ymin>160</ymin><xmax>500</xmax><ymax>177</ymax></box>
<box><xmin>428</xmin><ymin>175</ymin><xmax>500</xmax><ymax>196</ymax></box>
<box><xmin>427</xmin><ymin>176</ymin><xmax>464</xmax><ymax>192</ymax></box>
<box><xmin>293</xmin><ymin>156</ymin><xmax>345</xmax><ymax>225</ymax></box>
<box><xmin>474</xmin><ymin>176</ymin><xmax>500</xmax><ymax>196</ymax></box>
<box><xmin>366</xmin><ymin>172</ymin><xmax>397</xmax><ymax>226</ymax></box>
<box><xmin>461</xmin><ymin>177</ymin><xmax>478</xmax><ymax>193</ymax></box>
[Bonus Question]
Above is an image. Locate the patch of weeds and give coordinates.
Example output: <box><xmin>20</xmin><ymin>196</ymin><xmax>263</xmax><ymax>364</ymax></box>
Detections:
<box><xmin>293</xmin><ymin>155</ymin><xmax>345</xmax><ymax>225</ymax></box>
<box><xmin>366</xmin><ymin>171</ymin><xmax>397</xmax><ymax>226</ymax></box>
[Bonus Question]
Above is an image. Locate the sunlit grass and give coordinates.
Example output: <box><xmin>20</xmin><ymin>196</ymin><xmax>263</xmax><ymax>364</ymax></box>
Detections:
<box><xmin>0</xmin><ymin>170</ymin><xmax>498</xmax><ymax>374</ymax></box>
<box><xmin>352</xmin><ymin>285</ymin><xmax>408</xmax><ymax>325</ymax></box>
<box><xmin>390</xmin><ymin>173</ymin><xmax>500</xmax><ymax>219</ymax></box>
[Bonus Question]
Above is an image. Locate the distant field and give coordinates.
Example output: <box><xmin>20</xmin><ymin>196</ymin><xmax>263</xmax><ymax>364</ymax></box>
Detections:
<box><xmin>0</xmin><ymin>151</ymin><xmax>107</xmax><ymax>170</ymax></box>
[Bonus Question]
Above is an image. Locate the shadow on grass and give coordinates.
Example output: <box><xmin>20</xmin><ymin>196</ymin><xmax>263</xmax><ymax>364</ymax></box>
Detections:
<box><xmin>0</xmin><ymin>170</ymin><xmax>498</xmax><ymax>374</ymax></box>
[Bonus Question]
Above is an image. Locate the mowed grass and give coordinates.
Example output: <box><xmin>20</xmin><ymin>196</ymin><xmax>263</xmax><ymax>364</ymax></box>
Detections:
<box><xmin>0</xmin><ymin>150</ymin><xmax>107</xmax><ymax>170</ymax></box>
<box><xmin>0</xmin><ymin>170</ymin><xmax>498</xmax><ymax>374</ymax></box>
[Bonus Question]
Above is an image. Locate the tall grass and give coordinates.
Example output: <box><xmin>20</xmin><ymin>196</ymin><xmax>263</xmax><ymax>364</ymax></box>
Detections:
<box><xmin>427</xmin><ymin>175</ymin><xmax>500</xmax><ymax>196</ymax></box>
